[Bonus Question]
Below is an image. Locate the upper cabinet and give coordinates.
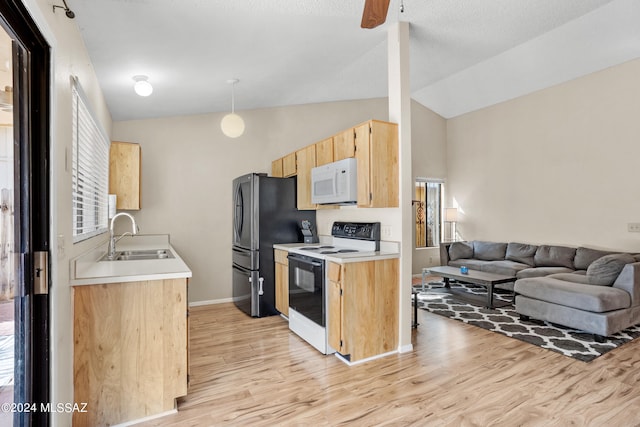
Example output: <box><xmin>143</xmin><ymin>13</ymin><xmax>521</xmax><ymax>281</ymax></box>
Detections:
<box><xmin>355</xmin><ymin>120</ymin><xmax>398</xmax><ymax>208</ymax></box>
<box><xmin>109</xmin><ymin>141</ymin><xmax>141</xmax><ymax>210</ymax></box>
<box><xmin>296</xmin><ymin>144</ymin><xmax>317</xmax><ymax>210</ymax></box>
<box><xmin>270</xmin><ymin>119</ymin><xmax>398</xmax><ymax>209</ymax></box>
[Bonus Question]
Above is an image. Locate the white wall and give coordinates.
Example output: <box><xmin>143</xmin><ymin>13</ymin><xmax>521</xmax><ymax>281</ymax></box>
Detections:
<box><xmin>20</xmin><ymin>1</ymin><xmax>113</xmax><ymax>425</ymax></box>
<box><xmin>446</xmin><ymin>58</ymin><xmax>640</xmax><ymax>252</ymax></box>
<box><xmin>112</xmin><ymin>99</ymin><xmax>391</xmax><ymax>303</ymax></box>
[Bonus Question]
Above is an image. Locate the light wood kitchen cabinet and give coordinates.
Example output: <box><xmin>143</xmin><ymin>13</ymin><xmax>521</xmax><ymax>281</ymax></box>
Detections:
<box><xmin>315</xmin><ymin>137</ymin><xmax>334</xmax><ymax>166</ymax></box>
<box><xmin>274</xmin><ymin>249</ymin><xmax>289</xmax><ymax>317</ymax></box>
<box><xmin>109</xmin><ymin>141</ymin><xmax>141</xmax><ymax>210</ymax></box>
<box><xmin>327</xmin><ymin>259</ymin><xmax>399</xmax><ymax>362</ymax></box>
<box><xmin>271</xmin><ymin>158</ymin><xmax>283</xmax><ymax>177</ymax></box>
<box><xmin>333</xmin><ymin>127</ymin><xmax>356</xmax><ymax>161</ymax></box>
<box><xmin>296</xmin><ymin>144</ymin><xmax>317</xmax><ymax>210</ymax></box>
<box><xmin>354</xmin><ymin>120</ymin><xmax>399</xmax><ymax>208</ymax></box>
<box><xmin>282</xmin><ymin>152</ymin><xmax>297</xmax><ymax>177</ymax></box>
<box><xmin>73</xmin><ymin>278</ymin><xmax>188</xmax><ymax>426</ymax></box>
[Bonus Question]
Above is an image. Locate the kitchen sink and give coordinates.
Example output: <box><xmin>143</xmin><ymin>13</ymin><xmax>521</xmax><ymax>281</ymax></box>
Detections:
<box><xmin>101</xmin><ymin>249</ymin><xmax>175</xmax><ymax>261</ymax></box>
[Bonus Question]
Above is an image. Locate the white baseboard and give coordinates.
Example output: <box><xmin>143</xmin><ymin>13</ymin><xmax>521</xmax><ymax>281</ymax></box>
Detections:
<box><xmin>398</xmin><ymin>343</ymin><xmax>413</xmax><ymax>353</ymax></box>
<box><xmin>189</xmin><ymin>297</ymin><xmax>235</xmax><ymax>307</ymax></box>
<box><xmin>335</xmin><ymin>349</ymin><xmax>398</xmax><ymax>366</ymax></box>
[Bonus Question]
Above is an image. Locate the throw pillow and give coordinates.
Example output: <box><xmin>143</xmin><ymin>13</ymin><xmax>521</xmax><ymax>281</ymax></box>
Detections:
<box><xmin>505</xmin><ymin>242</ymin><xmax>538</xmax><ymax>266</ymax></box>
<box><xmin>534</xmin><ymin>245</ymin><xmax>576</xmax><ymax>269</ymax></box>
<box><xmin>449</xmin><ymin>241</ymin><xmax>473</xmax><ymax>261</ymax></box>
<box><xmin>586</xmin><ymin>254</ymin><xmax>635</xmax><ymax>286</ymax></box>
<box><xmin>574</xmin><ymin>247</ymin><xmax>616</xmax><ymax>271</ymax></box>
<box><xmin>472</xmin><ymin>241</ymin><xmax>507</xmax><ymax>261</ymax></box>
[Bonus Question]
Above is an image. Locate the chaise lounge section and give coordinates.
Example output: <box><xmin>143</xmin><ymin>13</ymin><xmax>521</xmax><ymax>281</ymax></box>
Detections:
<box><xmin>439</xmin><ymin>240</ymin><xmax>640</xmax><ymax>338</ymax></box>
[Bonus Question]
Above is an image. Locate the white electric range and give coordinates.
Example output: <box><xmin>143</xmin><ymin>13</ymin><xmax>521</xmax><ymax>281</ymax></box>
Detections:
<box><xmin>286</xmin><ymin>222</ymin><xmax>381</xmax><ymax>354</ymax></box>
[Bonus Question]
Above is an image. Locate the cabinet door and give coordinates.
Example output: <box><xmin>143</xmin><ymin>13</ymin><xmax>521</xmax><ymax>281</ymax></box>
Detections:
<box><xmin>271</xmin><ymin>158</ymin><xmax>283</xmax><ymax>177</ymax></box>
<box><xmin>109</xmin><ymin>141</ymin><xmax>141</xmax><ymax>210</ymax></box>
<box><xmin>333</xmin><ymin>128</ymin><xmax>355</xmax><ymax>161</ymax></box>
<box><xmin>274</xmin><ymin>250</ymin><xmax>289</xmax><ymax>316</ymax></box>
<box><xmin>327</xmin><ymin>262</ymin><xmax>343</xmax><ymax>353</ymax></box>
<box><xmin>369</xmin><ymin>121</ymin><xmax>399</xmax><ymax>208</ymax></box>
<box><xmin>341</xmin><ymin>259</ymin><xmax>399</xmax><ymax>361</ymax></box>
<box><xmin>315</xmin><ymin>137</ymin><xmax>334</xmax><ymax>166</ymax></box>
<box><xmin>354</xmin><ymin>123</ymin><xmax>372</xmax><ymax>207</ymax></box>
<box><xmin>296</xmin><ymin>144</ymin><xmax>316</xmax><ymax>210</ymax></box>
<box><xmin>282</xmin><ymin>152</ymin><xmax>297</xmax><ymax>177</ymax></box>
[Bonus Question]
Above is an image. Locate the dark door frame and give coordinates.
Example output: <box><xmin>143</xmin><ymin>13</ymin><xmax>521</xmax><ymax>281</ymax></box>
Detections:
<box><xmin>0</xmin><ymin>1</ymin><xmax>51</xmax><ymax>426</ymax></box>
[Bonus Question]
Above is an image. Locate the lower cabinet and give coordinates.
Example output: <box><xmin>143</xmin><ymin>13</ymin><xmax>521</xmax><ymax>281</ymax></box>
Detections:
<box><xmin>328</xmin><ymin>258</ymin><xmax>399</xmax><ymax>362</ymax></box>
<box><xmin>73</xmin><ymin>278</ymin><xmax>188</xmax><ymax>426</ymax></box>
<box><xmin>274</xmin><ymin>249</ymin><xmax>289</xmax><ymax>317</ymax></box>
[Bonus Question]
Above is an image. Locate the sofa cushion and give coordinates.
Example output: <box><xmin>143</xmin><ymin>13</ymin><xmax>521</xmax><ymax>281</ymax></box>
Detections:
<box><xmin>505</xmin><ymin>242</ymin><xmax>538</xmax><ymax>266</ymax></box>
<box><xmin>534</xmin><ymin>245</ymin><xmax>576</xmax><ymax>269</ymax></box>
<box><xmin>514</xmin><ymin>277</ymin><xmax>631</xmax><ymax>313</ymax></box>
<box><xmin>480</xmin><ymin>260</ymin><xmax>530</xmax><ymax>277</ymax></box>
<box><xmin>546</xmin><ymin>273</ymin><xmax>592</xmax><ymax>285</ymax></box>
<box><xmin>586</xmin><ymin>254</ymin><xmax>636</xmax><ymax>286</ymax></box>
<box><xmin>473</xmin><ymin>241</ymin><xmax>507</xmax><ymax>261</ymax></box>
<box><xmin>449</xmin><ymin>241</ymin><xmax>473</xmax><ymax>261</ymax></box>
<box><xmin>516</xmin><ymin>267</ymin><xmax>574</xmax><ymax>279</ymax></box>
<box><xmin>574</xmin><ymin>247</ymin><xmax>616</xmax><ymax>271</ymax></box>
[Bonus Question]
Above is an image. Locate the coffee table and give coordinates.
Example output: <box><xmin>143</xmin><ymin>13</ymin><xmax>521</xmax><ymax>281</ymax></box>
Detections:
<box><xmin>426</xmin><ymin>266</ymin><xmax>515</xmax><ymax>308</ymax></box>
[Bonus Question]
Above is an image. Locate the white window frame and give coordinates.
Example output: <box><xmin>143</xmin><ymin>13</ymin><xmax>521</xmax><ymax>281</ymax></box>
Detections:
<box><xmin>71</xmin><ymin>77</ymin><xmax>110</xmax><ymax>243</ymax></box>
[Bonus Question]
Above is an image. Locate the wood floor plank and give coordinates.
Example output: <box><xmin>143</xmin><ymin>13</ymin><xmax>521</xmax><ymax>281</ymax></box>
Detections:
<box><xmin>136</xmin><ymin>302</ymin><xmax>640</xmax><ymax>426</ymax></box>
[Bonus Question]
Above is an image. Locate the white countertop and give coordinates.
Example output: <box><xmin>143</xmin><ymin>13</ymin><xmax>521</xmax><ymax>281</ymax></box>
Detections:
<box><xmin>273</xmin><ymin>238</ymin><xmax>400</xmax><ymax>264</ymax></box>
<box><xmin>70</xmin><ymin>234</ymin><xmax>192</xmax><ymax>286</ymax></box>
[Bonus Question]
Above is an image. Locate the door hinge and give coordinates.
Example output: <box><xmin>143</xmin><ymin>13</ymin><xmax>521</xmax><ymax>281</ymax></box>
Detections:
<box><xmin>340</xmin><ymin>289</ymin><xmax>343</xmax><ymax>296</ymax></box>
<box><xmin>340</xmin><ymin>340</ymin><xmax>343</xmax><ymax>347</ymax></box>
<box><xmin>34</xmin><ymin>251</ymin><xmax>49</xmax><ymax>295</ymax></box>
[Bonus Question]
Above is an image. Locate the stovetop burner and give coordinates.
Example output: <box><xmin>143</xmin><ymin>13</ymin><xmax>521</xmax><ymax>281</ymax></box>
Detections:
<box><xmin>300</xmin><ymin>245</ymin><xmax>335</xmax><ymax>251</ymax></box>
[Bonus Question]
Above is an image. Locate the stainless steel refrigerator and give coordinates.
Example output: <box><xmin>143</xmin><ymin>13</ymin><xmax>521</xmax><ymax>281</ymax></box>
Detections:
<box><xmin>232</xmin><ymin>173</ymin><xmax>316</xmax><ymax>317</ymax></box>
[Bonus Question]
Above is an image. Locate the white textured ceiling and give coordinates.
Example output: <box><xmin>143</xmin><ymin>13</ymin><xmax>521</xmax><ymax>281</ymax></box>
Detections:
<box><xmin>65</xmin><ymin>0</ymin><xmax>640</xmax><ymax>121</ymax></box>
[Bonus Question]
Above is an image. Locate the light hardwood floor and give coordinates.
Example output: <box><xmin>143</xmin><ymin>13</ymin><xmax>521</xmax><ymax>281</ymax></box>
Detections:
<box><xmin>138</xmin><ymin>302</ymin><xmax>640</xmax><ymax>426</ymax></box>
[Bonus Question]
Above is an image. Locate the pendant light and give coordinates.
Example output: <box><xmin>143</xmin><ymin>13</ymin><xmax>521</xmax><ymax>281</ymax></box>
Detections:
<box><xmin>221</xmin><ymin>79</ymin><xmax>245</xmax><ymax>138</ymax></box>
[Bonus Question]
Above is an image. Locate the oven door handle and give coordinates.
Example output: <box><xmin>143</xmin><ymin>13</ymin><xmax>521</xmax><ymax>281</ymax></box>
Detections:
<box><xmin>288</xmin><ymin>254</ymin><xmax>323</xmax><ymax>268</ymax></box>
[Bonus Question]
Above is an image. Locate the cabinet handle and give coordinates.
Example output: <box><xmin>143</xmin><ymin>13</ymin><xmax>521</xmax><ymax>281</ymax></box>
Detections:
<box><xmin>258</xmin><ymin>277</ymin><xmax>264</xmax><ymax>295</ymax></box>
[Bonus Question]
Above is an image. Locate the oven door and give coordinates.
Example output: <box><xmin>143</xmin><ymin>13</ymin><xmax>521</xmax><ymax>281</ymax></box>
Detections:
<box><xmin>288</xmin><ymin>253</ymin><xmax>325</xmax><ymax>326</ymax></box>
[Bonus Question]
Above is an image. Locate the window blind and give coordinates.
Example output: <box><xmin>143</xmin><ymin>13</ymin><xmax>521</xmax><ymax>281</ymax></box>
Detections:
<box><xmin>71</xmin><ymin>77</ymin><xmax>110</xmax><ymax>242</ymax></box>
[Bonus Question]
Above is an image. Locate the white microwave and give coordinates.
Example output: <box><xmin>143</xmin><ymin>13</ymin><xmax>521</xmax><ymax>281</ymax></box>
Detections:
<box><xmin>311</xmin><ymin>157</ymin><xmax>357</xmax><ymax>205</ymax></box>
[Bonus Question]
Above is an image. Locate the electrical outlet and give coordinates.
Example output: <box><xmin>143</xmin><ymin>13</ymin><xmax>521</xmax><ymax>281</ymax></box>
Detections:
<box><xmin>628</xmin><ymin>223</ymin><xmax>640</xmax><ymax>233</ymax></box>
<box><xmin>381</xmin><ymin>225</ymin><xmax>392</xmax><ymax>239</ymax></box>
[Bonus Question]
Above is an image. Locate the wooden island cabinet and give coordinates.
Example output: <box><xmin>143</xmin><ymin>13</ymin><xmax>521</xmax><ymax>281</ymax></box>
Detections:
<box><xmin>327</xmin><ymin>258</ymin><xmax>399</xmax><ymax>362</ymax></box>
<box><xmin>73</xmin><ymin>278</ymin><xmax>188</xmax><ymax>426</ymax></box>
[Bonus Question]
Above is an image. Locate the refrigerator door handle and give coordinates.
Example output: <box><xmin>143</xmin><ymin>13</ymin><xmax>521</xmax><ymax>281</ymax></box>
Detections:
<box><xmin>234</xmin><ymin>183</ymin><xmax>243</xmax><ymax>242</ymax></box>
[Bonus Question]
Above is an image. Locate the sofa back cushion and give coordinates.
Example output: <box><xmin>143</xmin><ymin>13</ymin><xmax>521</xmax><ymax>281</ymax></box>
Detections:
<box><xmin>505</xmin><ymin>242</ymin><xmax>538</xmax><ymax>266</ymax></box>
<box><xmin>449</xmin><ymin>241</ymin><xmax>473</xmax><ymax>261</ymax></box>
<box><xmin>586</xmin><ymin>254</ymin><xmax>635</xmax><ymax>286</ymax></box>
<box><xmin>534</xmin><ymin>245</ymin><xmax>576</xmax><ymax>269</ymax></box>
<box><xmin>473</xmin><ymin>241</ymin><xmax>507</xmax><ymax>261</ymax></box>
<box><xmin>574</xmin><ymin>247</ymin><xmax>616</xmax><ymax>271</ymax></box>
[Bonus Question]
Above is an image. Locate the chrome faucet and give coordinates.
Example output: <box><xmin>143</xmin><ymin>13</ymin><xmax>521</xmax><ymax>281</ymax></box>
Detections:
<box><xmin>108</xmin><ymin>212</ymin><xmax>139</xmax><ymax>259</ymax></box>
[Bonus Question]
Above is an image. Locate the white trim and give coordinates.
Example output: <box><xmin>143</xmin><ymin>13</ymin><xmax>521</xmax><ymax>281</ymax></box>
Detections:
<box><xmin>415</xmin><ymin>177</ymin><xmax>446</xmax><ymax>184</ymax></box>
<box><xmin>334</xmin><ymin>350</ymin><xmax>398</xmax><ymax>366</ymax></box>
<box><xmin>112</xmin><ymin>408</ymin><xmax>178</xmax><ymax>427</ymax></box>
<box><xmin>398</xmin><ymin>344</ymin><xmax>413</xmax><ymax>353</ymax></box>
<box><xmin>189</xmin><ymin>297</ymin><xmax>235</xmax><ymax>307</ymax></box>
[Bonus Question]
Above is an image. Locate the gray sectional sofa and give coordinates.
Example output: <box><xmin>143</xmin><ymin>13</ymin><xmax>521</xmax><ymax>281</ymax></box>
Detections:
<box><xmin>439</xmin><ymin>240</ymin><xmax>640</xmax><ymax>339</ymax></box>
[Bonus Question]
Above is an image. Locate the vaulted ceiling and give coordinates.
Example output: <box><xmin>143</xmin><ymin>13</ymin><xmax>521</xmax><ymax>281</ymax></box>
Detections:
<box><xmin>66</xmin><ymin>0</ymin><xmax>640</xmax><ymax>121</ymax></box>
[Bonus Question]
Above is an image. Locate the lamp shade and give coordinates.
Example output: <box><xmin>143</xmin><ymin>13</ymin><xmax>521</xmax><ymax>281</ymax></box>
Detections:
<box><xmin>445</xmin><ymin>207</ymin><xmax>458</xmax><ymax>222</ymax></box>
<box><xmin>221</xmin><ymin>113</ymin><xmax>245</xmax><ymax>138</ymax></box>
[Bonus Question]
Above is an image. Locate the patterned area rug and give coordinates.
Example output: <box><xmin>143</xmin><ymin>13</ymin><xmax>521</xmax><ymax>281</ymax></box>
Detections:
<box><xmin>416</xmin><ymin>281</ymin><xmax>640</xmax><ymax>362</ymax></box>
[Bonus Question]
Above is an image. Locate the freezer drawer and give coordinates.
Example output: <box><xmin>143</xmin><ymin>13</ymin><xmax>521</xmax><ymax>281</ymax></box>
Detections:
<box><xmin>232</xmin><ymin>245</ymin><xmax>258</xmax><ymax>270</ymax></box>
<box><xmin>232</xmin><ymin>264</ymin><xmax>261</xmax><ymax>317</ymax></box>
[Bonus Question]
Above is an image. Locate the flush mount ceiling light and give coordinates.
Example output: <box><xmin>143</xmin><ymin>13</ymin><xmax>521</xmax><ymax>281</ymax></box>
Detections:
<box><xmin>221</xmin><ymin>79</ymin><xmax>245</xmax><ymax>138</ymax></box>
<box><xmin>132</xmin><ymin>75</ymin><xmax>153</xmax><ymax>97</ymax></box>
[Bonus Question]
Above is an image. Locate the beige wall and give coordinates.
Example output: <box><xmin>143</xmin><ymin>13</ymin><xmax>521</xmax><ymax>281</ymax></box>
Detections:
<box><xmin>21</xmin><ymin>0</ymin><xmax>113</xmax><ymax>425</ymax></box>
<box><xmin>411</xmin><ymin>101</ymin><xmax>447</xmax><ymax>273</ymax></box>
<box><xmin>112</xmin><ymin>99</ymin><xmax>392</xmax><ymax>303</ymax></box>
<box><xmin>446</xmin><ymin>58</ymin><xmax>640</xmax><ymax>252</ymax></box>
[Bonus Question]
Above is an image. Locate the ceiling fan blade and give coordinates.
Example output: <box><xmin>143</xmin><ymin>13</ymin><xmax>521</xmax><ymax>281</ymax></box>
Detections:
<box><xmin>361</xmin><ymin>0</ymin><xmax>391</xmax><ymax>29</ymax></box>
